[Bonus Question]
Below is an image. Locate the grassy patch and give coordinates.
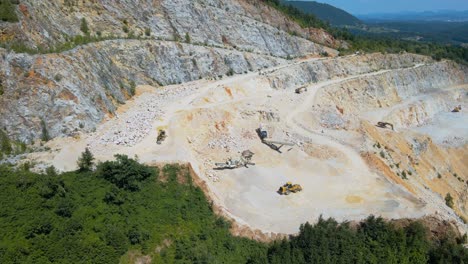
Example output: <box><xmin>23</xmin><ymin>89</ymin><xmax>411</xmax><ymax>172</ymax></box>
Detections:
<box><xmin>0</xmin><ymin>0</ymin><xmax>19</xmax><ymax>22</ymax></box>
<box><xmin>0</xmin><ymin>129</ymin><xmax>27</xmax><ymax>159</ymax></box>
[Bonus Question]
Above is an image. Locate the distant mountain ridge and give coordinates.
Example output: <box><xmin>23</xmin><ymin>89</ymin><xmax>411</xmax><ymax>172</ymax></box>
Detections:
<box><xmin>358</xmin><ymin>10</ymin><xmax>468</xmax><ymax>22</ymax></box>
<box><xmin>281</xmin><ymin>0</ymin><xmax>362</xmax><ymax>26</ymax></box>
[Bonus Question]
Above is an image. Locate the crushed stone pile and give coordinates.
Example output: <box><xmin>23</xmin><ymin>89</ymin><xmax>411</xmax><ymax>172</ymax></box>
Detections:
<box><xmin>98</xmin><ymin>85</ymin><xmax>199</xmax><ymax>146</ymax></box>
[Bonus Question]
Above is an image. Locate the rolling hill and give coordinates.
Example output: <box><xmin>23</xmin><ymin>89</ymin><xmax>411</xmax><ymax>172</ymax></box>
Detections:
<box><xmin>281</xmin><ymin>0</ymin><xmax>362</xmax><ymax>26</ymax></box>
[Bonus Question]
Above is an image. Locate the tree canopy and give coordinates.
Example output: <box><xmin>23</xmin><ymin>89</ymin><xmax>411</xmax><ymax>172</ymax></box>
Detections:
<box><xmin>0</xmin><ymin>156</ymin><xmax>466</xmax><ymax>263</ymax></box>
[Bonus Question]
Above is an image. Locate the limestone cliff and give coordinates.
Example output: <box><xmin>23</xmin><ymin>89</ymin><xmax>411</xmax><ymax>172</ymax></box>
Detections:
<box><xmin>1</xmin><ymin>0</ymin><xmax>339</xmax><ymax>55</ymax></box>
<box><xmin>0</xmin><ymin>41</ymin><xmax>285</xmax><ymax>142</ymax></box>
<box><xmin>0</xmin><ymin>0</ymin><xmax>339</xmax><ymax>142</ymax></box>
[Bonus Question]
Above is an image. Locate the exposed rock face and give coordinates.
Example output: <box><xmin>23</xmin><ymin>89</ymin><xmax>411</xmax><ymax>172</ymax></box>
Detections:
<box><xmin>1</xmin><ymin>0</ymin><xmax>337</xmax><ymax>56</ymax></box>
<box><xmin>266</xmin><ymin>53</ymin><xmax>433</xmax><ymax>90</ymax></box>
<box><xmin>362</xmin><ymin>122</ymin><xmax>468</xmax><ymax>222</ymax></box>
<box><xmin>267</xmin><ymin>53</ymin><xmax>468</xmax><ymax>135</ymax></box>
<box><xmin>315</xmin><ymin>60</ymin><xmax>468</xmax><ymax>115</ymax></box>
<box><xmin>0</xmin><ymin>0</ymin><xmax>344</xmax><ymax>142</ymax></box>
<box><xmin>274</xmin><ymin>54</ymin><xmax>467</xmax><ymax>222</ymax></box>
<box><xmin>304</xmin><ymin>58</ymin><xmax>468</xmax><ymax>127</ymax></box>
<box><xmin>307</xmin><ymin>28</ymin><xmax>345</xmax><ymax>48</ymax></box>
<box><xmin>0</xmin><ymin>40</ymin><xmax>285</xmax><ymax>142</ymax></box>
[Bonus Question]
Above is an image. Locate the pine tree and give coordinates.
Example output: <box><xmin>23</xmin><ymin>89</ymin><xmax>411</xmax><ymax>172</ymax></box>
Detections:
<box><xmin>80</xmin><ymin>18</ymin><xmax>89</xmax><ymax>35</ymax></box>
<box><xmin>0</xmin><ymin>129</ymin><xmax>12</xmax><ymax>155</ymax></box>
<box><xmin>41</xmin><ymin>119</ymin><xmax>50</xmax><ymax>142</ymax></box>
<box><xmin>77</xmin><ymin>147</ymin><xmax>94</xmax><ymax>171</ymax></box>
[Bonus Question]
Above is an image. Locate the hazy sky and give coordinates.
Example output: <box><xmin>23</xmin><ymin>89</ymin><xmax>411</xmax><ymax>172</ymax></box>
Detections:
<box><xmin>306</xmin><ymin>0</ymin><xmax>468</xmax><ymax>14</ymax></box>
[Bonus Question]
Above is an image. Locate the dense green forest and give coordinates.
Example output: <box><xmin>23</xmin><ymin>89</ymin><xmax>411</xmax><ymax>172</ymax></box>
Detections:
<box><xmin>358</xmin><ymin>10</ymin><xmax>468</xmax><ymax>23</ymax></box>
<box><xmin>351</xmin><ymin>21</ymin><xmax>468</xmax><ymax>45</ymax></box>
<box><xmin>0</xmin><ymin>155</ymin><xmax>267</xmax><ymax>263</ymax></box>
<box><xmin>280</xmin><ymin>0</ymin><xmax>362</xmax><ymax>26</ymax></box>
<box><xmin>263</xmin><ymin>0</ymin><xmax>334</xmax><ymax>33</ymax></box>
<box><xmin>0</xmin><ymin>153</ymin><xmax>466</xmax><ymax>263</ymax></box>
<box><xmin>339</xmin><ymin>35</ymin><xmax>468</xmax><ymax>65</ymax></box>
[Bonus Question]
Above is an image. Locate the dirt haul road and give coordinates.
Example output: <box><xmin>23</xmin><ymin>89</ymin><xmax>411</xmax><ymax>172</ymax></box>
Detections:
<box><xmin>32</xmin><ymin>55</ymin><xmax>467</xmax><ymax>235</ymax></box>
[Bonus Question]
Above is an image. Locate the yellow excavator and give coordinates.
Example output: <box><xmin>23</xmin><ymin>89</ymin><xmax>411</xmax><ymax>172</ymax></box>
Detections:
<box><xmin>452</xmin><ymin>105</ymin><xmax>462</xmax><ymax>113</ymax></box>
<box><xmin>278</xmin><ymin>182</ymin><xmax>302</xmax><ymax>195</ymax></box>
<box><xmin>157</xmin><ymin>129</ymin><xmax>167</xmax><ymax>144</ymax></box>
<box><xmin>295</xmin><ymin>86</ymin><xmax>307</xmax><ymax>94</ymax></box>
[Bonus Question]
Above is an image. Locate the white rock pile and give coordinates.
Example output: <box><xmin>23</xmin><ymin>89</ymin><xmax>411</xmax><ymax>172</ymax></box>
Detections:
<box><xmin>98</xmin><ymin>84</ymin><xmax>199</xmax><ymax>147</ymax></box>
<box><xmin>202</xmin><ymin>158</ymin><xmax>221</xmax><ymax>182</ymax></box>
<box><xmin>207</xmin><ymin>132</ymin><xmax>247</xmax><ymax>152</ymax></box>
<box><xmin>206</xmin><ymin>170</ymin><xmax>220</xmax><ymax>182</ymax></box>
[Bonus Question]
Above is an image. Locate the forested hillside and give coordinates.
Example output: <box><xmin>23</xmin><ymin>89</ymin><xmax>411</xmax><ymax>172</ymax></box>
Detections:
<box><xmin>0</xmin><ymin>154</ymin><xmax>466</xmax><ymax>263</ymax></box>
<box><xmin>264</xmin><ymin>0</ymin><xmax>468</xmax><ymax>65</ymax></box>
<box><xmin>281</xmin><ymin>0</ymin><xmax>362</xmax><ymax>26</ymax></box>
<box><xmin>353</xmin><ymin>21</ymin><xmax>468</xmax><ymax>45</ymax></box>
<box><xmin>0</xmin><ymin>156</ymin><xmax>266</xmax><ymax>263</ymax></box>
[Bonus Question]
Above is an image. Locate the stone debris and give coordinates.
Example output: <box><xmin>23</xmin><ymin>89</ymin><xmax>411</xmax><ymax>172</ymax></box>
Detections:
<box><xmin>206</xmin><ymin>170</ymin><xmax>220</xmax><ymax>182</ymax></box>
<box><xmin>442</xmin><ymin>136</ymin><xmax>465</xmax><ymax>146</ymax></box>
<box><xmin>98</xmin><ymin>85</ymin><xmax>198</xmax><ymax>147</ymax></box>
<box><xmin>258</xmin><ymin>110</ymin><xmax>280</xmax><ymax>121</ymax></box>
<box><xmin>207</xmin><ymin>132</ymin><xmax>248</xmax><ymax>153</ymax></box>
<box><xmin>202</xmin><ymin>158</ymin><xmax>220</xmax><ymax>182</ymax></box>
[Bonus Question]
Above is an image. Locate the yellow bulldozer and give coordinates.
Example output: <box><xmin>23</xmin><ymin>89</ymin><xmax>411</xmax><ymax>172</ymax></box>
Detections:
<box><xmin>278</xmin><ymin>182</ymin><xmax>302</xmax><ymax>195</ymax></box>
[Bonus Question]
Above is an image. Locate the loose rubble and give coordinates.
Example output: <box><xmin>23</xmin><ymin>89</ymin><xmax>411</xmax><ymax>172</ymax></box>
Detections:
<box><xmin>98</xmin><ymin>85</ymin><xmax>199</xmax><ymax>147</ymax></box>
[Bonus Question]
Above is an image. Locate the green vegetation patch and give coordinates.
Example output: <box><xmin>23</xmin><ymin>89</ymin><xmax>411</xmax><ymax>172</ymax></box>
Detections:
<box><xmin>263</xmin><ymin>0</ymin><xmax>333</xmax><ymax>32</ymax></box>
<box><xmin>0</xmin><ymin>154</ymin><xmax>466</xmax><ymax>263</ymax></box>
<box><xmin>269</xmin><ymin>216</ymin><xmax>467</xmax><ymax>264</ymax></box>
<box><xmin>0</xmin><ymin>0</ymin><xmax>19</xmax><ymax>22</ymax></box>
<box><xmin>445</xmin><ymin>193</ymin><xmax>455</xmax><ymax>209</ymax></box>
<box><xmin>0</xmin><ymin>157</ymin><xmax>266</xmax><ymax>263</ymax></box>
<box><xmin>0</xmin><ymin>129</ymin><xmax>27</xmax><ymax>159</ymax></box>
<box><xmin>280</xmin><ymin>0</ymin><xmax>362</xmax><ymax>26</ymax></box>
<box><xmin>340</xmin><ymin>35</ymin><xmax>468</xmax><ymax>65</ymax></box>
<box><xmin>0</xmin><ymin>129</ymin><xmax>12</xmax><ymax>156</ymax></box>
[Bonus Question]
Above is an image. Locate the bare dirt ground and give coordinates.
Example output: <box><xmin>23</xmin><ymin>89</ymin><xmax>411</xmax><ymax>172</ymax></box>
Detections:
<box><xmin>29</xmin><ymin>55</ymin><xmax>467</xmax><ymax>235</ymax></box>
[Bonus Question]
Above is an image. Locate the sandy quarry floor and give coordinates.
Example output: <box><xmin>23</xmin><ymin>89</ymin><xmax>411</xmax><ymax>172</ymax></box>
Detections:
<box><xmin>31</xmin><ymin>55</ymin><xmax>467</xmax><ymax>234</ymax></box>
